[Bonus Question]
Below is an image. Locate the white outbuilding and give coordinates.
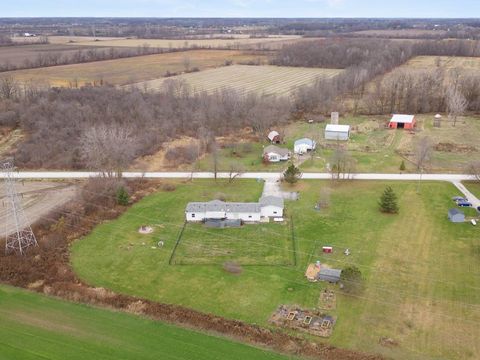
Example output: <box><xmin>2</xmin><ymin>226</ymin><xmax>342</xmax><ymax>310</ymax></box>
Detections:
<box><xmin>325</xmin><ymin>124</ymin><xmax>350</xmax><ymax>141</ymax></box>
<box><xmin>294</xmin><ymin>138</ymin><xmax>316</xmax><ymax>155</ymax></box>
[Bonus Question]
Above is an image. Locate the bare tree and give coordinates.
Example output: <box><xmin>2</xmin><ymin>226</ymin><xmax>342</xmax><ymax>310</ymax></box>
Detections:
<box><xmin>446</xmin><ymin>87</ymin><xmax>468</xmax><ymax>127</ymax></box>
<box><xmin>415</xmin><ymin>136</ymin><xmax>432</xmax><ymax>171</ymax></box>
<box><xmin>183</xmin><ymin>56</ymin><xmax>191</xmax><ymax>72</ymax></box>
<box><xmin>0</xmin><ymin>76</ymin><xmax>19</xmax><ymax>100</ymax></box>
<box><xmin>228</xmin><ymin>162</ymin><xmax>245</xmax><ymax>183</ymax></box>
<box><xmin>466</xmin><ymin>161</ymin><xmax>480</xmax><ymax>182</ymax></box>
<box><xmin>81</xmin><ymin>124</ymin><xmax>138</xmax><ymax>177</ymax></box>
<box><xmin>330</xmin><ymin>148</ymin><xmax>357</xmax><ymax>180</ymax></box>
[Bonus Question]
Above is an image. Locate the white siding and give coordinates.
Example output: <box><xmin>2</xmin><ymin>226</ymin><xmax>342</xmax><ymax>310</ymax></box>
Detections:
<box><xmin>325</xmin><ymin>130</ymin><xmax>349</xmax><ymax>141</ymax></box>
<box><xmin>186</xmin><ymin>212</ymin><xmax>206</xmax><ymax>221</ymax></box>
<box><xmin>205</xmin><ymin>211</ymin><xmax>226</xmax><ymax>219</ymax></box>
<box><xmin>261</xmin><ymin>205</ymin><xmax>284</xmax><ymax>218</ymax></box>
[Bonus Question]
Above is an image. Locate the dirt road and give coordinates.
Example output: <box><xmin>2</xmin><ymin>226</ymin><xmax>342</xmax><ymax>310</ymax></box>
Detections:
<box><xmin>0</xmin><ymin>181</ymin><xmax>77</xmax><ymax>236</ymax></box>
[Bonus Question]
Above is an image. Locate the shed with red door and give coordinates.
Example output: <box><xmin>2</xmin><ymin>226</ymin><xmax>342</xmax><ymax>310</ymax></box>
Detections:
<box><xmin>389</xmin><ymin>114</ymin><xmax>416</xmax><ymax>130</ymax></box>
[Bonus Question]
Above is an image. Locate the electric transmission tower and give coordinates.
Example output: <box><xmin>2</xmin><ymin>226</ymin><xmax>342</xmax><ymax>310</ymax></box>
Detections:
<box><xmin>2</xmin><ymin>159</ymin><xmax>38</xmax><ymax>255</ymax></box>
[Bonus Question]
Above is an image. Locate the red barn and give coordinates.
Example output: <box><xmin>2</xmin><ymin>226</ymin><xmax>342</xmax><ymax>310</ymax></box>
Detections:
<box><xmin>389</xmin><ymin>114</ymin><xmax>416</xmax><ymax>130</ymax></box>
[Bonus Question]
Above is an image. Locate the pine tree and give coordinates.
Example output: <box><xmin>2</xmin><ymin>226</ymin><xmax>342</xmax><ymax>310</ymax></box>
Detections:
<box><xmin>399</xmin><ymin>160</ymin><xmax>406</xmax><ymax>171</ymax></box>
<box><xmin>116</xmin><ymin>186</ymin><xmax>130</xmax><ymax>206</ymax></box>
<box><xmin>283</xmin><ymin>163</ymin><xmax>302</xmax><ymax>184</ymax></box>
<box><xmin>379</xmin><ymin>186</ymin><xmax>399</xmax><ymax>214</ymax></box>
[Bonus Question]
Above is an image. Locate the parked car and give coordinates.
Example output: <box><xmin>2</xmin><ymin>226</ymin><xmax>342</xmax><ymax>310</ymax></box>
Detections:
<box><xmin>452</xmin><ymin>196</ymin><xmax>465</xmax><ymax>202</ymax></box>
<box><xmin>457</xmin><ymin>201</ymin><xmax>472</xmax><ymax>207</ymax></box>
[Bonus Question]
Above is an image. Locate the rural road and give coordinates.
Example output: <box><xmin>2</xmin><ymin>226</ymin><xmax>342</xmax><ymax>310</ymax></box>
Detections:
<box><xmin>0</xmin><ymin>171</ymin><xmax>478</xmax><ymax>207</ymax></box>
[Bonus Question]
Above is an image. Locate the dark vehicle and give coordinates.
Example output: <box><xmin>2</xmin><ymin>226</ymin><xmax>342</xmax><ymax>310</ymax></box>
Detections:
<box><xmin>452</xmin><ymin>196</ymin><xmax>466</xmax><ymax>202</ymax></box>
<box><xmin>457</xmin><ymin>201</ymin><xmax>472</xmax><ymax>207</ymax></box>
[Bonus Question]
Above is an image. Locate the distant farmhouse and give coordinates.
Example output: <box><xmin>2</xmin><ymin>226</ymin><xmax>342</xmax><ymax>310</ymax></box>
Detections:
<box><xmin>294</xmin><ymin>138</ymin><xmax>316</xmax><ymax>155</ymax></box>
<box><xmin>325</xmin><ymin>124</ymin><xmax>350</xmax><ymax>141</ymax></box>
<box><xmin>389</xmin><ymin>114</ymin><xmax>416</xmax><ymax>130</ymax></box>
<box><xmin>185</xmin><ymin>196</ymin><xmax>284</xmax><ymax>222</ymax></box>
<box><xmin>263</xmin><ymin>145</ymin><xmax>290</xmax><ymax>163</ymax></box>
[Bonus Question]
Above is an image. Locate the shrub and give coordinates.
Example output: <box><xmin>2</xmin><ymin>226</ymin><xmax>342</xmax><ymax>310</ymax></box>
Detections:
<box><xmin>116</xmin><ymin>186</ymin><xmax>130</xmax><ymax>206</ymax></box>
<box><xmin>341</xmin><ymin>266</ymin><xmax>364</xmax><ymax>294</ymax></box>
<box><xmin>400</xmin><ymin>160</ymin><xmax>406</xmax><ymax>171</ymax></box>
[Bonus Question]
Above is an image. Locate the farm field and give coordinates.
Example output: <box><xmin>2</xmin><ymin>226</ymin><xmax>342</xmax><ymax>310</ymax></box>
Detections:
<box><xmin>0</xmin><ymin>43</ymin><xmax>107</xmax><ymax>68</ymax></box>
<box><xmin>71</xmin><ymin>179</ymin><xmax>480</xmax><ymax>360</ymax></box>
<box><xmin>62</xmin><ymin>35</ymin><xmax>302</xmax><ymax>49</ymax></box>
<box><xmin>401</xmin><ymin>55</ymin><xmax>480</xmax><ymax>71</ymax></box>
<box><xmin>0</xmin><ymin>50</ymin><xmax>264</xmax><ymax>87</ymax></box>
<box><xmin>0</xmin><ymin>285</ymin><xmax>290</xmax><ymax>360</ymax></box>
<box><xmin>136</xmin><ymin>65</ymin><xmax>343</xmax><ymax>96</ymax></box>
<box><xmin>350</xmin><ymin>29</ymin><xmax>448</xmax><ymax>38</ymax></box>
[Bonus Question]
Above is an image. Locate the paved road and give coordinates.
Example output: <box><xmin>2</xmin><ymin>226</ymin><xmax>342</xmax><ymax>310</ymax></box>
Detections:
<box><xmin>0</xmin><ymin>171</ymin><xmax>476</xmax><ymax>182</ymax></box>
<box><xmin>1</xmin><ymin>171</ymin><xmax>478</xmax><ymax>208</ymax></box>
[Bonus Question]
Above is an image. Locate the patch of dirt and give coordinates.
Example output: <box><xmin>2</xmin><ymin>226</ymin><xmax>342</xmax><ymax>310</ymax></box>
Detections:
<box><xmin>0</xmin><ymin>179</ymin><xmax>383</xmax><ymax>360</ymax></box>
<box><xmin>434</xmin><ymin>142</ymin><xmax>477</xmax><ymax>153</ymax></box>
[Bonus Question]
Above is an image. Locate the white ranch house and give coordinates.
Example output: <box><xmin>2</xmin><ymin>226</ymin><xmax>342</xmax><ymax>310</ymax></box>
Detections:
<box><xmin>263</xmin><ymin>145</ymin><xmax>290</xmax><ymax>163</ymax></box>
<box><xmin>294</xmin><ymin>138</ymin><xmax>316</xmax><ymax>154</ymax></box>
<box><xmin>185</xmin><ymin>196</ymin><xmax>284</xmax><ymax>222</ymax></box>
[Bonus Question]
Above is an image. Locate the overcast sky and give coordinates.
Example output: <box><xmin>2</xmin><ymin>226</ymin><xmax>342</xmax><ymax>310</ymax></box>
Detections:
<box><xmin>2</xmin><ymin>0</ymin><xmax>480</xmax><ymax>18</ymax></box>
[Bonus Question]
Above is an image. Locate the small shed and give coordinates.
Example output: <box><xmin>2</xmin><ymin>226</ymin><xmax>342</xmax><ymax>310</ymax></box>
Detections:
<box><xmin>389</xmin><ymin>114</ymin><xmax>416</xmax><ymax>130</ymax></box>
<box><xmin>325</xmin><ymin>124</ymin><xmax>350</xmax><ymax>141</ymax></box>
<box><xmin>294</xmin><ymin>138</ymin><xmax>316</xmax><ymax>154</ymax></box>
<box><xmin>268</xmin><ymin>131</ymin><xmax>281</xmax><ymax>144</ymax></box>
<box><xmin>263</xmin><ymin>145</ymin><xmax>290</xmax><ymax>163</ymax></box>
<box><xmin>448</xmin><ymin>208</ymin><xmax>465</xmax><ymax>223</ymax></box>
<box><xmin>318</xmin><ymin>268</ymin><xmax>342</xmax><ymax>283</ymax></box>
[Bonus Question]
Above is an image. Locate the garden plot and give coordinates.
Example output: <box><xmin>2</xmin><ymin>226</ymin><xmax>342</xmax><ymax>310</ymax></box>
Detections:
<box><xmin>171</xmin><ymin>221</ymin><xmax>294</xmax><ymax>266</ymax></box>
<box><xmin>135</xmin><ymin>65</ymin><xmax>343</xmax><ymax>96</ymax></box>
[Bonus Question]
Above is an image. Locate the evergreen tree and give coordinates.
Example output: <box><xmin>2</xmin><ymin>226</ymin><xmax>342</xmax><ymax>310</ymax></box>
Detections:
<box><xmin>341</xmin><ymin>266</ymin><xmax>364</xmax><ymax>294</ymax></box>
<box><xmin>283</xmin><ymin>163</ymin><xmax>302</xmax><ymax>184</ymax></box>
<box><xmin>379</xmin><ymin>186</ymin><xmax>399</xmax><ymax>213</ymax></box>
<box><xmin>399</xmin><ymin>160</ymin><xmax>406</xmax><ymax>171</ymax></box>
<box><xmin>116</xmin><ymin>186</ymin><xmax>130</xmax><ymax>206</ymax></box>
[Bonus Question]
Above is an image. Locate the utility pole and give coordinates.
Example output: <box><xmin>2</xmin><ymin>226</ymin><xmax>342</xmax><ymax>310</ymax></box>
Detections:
<box><xmin>2</xmin><ymin>159</ymin><xmax>38</xmax><ymax>255</ymax></box>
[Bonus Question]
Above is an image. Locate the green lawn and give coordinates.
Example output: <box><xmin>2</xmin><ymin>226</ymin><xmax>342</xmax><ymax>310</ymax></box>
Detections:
<box><xmin>71</xmin><ymin>179</ymin><xmax>480</xmax><ymax>359</ymax></box>
<box><xmin>463</xmin><ymin>181</ymin><xmax>480</xmax><ymax>199</ymax></box>
<box><xmin>173</xmin><ymin>220</ymin><xmax>294</xmax><ymax>265</ymax></box>
<box><xmin>0</xmin><ymin>285</ymin><xmax>292</xmax><ymax>360</ymax></box>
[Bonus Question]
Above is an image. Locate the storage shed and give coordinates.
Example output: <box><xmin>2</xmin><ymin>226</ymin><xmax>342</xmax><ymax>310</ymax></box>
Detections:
<box><xmin>318</xmin><ymin>268</ymin><xmax>342</xmax><ymax>283</ymax></box>
<box><xmin>448</xmin><ymin>208</ymin><xmax>465</xmax><ymax>223</ymax></box>
<box><xmin>267</xmin><ymin>131</ymin><xmax>281</xmax><ymax>144</ymax></box>
<box><xmin>389</xmin><ymin>114</ymin><xmax>416</xmax><ymax>129</ymax></box>
<box><xmin>325</xmin><ymin>124</ymin><xmax>350</xmax><ymax>141</ymax></box>
<box><xmin>294</xmin><ymin>138</ymin><xmax>316</xmax><ymax>154</ymax></box>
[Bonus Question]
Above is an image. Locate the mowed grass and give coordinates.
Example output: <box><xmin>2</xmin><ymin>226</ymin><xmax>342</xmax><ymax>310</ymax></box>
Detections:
<box><xmin>173</xmin><ymin>220</ymin><xmax>294</xmax><ymax>265</ymax></box>
<box><xmin>71</xmin><ymin>179</ymin><xmax>480</xmax><ymax>359</ymax></box>
<box><xmin>0</xmin><ymin>285</ymin><xmax>291</xmax><ymax>360</ymax></box>
<box><xmin>463</xmin><ymin>181</ymin><xmax>480</xmax><ymax>199</ymax></box>
<box><xmin>1</xmin><ymin>50</ymin><xmax>264</xmax><ymax>87</ymax></box>
<box><xmin>137</xmin><ymin>65</ymin><xmax>342</xmax><ymax>96</ymax></box>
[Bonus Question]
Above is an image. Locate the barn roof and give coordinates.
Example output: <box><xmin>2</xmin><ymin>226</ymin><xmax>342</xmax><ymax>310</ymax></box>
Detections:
<box><xmin>268</xmin><ymin>130</ymin><xmax>280</xmax><ymax>141</ymax></box>
<box><xmin>390</xmin><ymin>114</ymin><xmax>415</xmax><ymax>124</ymax></box>
<box><xmin>263</xmin><ymin>145</ymin><xmax>290</xmax><ymax>157</ymax></box>
<box><xmin>325</xmin><ymin>124</ymin><xmax>350</xmax><ymax>132</ymax></box>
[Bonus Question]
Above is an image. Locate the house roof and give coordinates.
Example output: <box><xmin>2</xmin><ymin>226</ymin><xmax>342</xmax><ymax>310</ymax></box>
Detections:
<box><xmin>318</xmin><ymin>268</ymin><xmax>342</xmax><ymax>282</ymax></box>
<box><xmin>263</xmin><ymin>145</ymin><xmax>290</xmax><ymax>157</ymax></box>
<box><xmin>268</xmin><ymin>131</ymin><xmax>280</xmax><ymax>141</ymax></box>
<box><xmin>448</xmin><ymin>208</ymin><xmax>464</xmax><ymax>216</ymax></box>
<box><xmin>390</xmin><ymin>114</ymin><xmax>415</xmax><ymax>124</ymax></box>
<box><xmin>186</xmin><ymin>200</ymin><xmax>261</xmax><ymax>213</ymax></box>
<box><xmin>325</xmin><ymin>124</ymin><xmax>350</xmax><ymax>132</ymax></box>
<box><xmin>259</xmin><ymin>196</ymin><xmax>284</xmax><ymax>208</ymax></box>
<box><xmin>294</xmin><ymin>138</ymin><xmax>315</xmax><ymax>146</ymax></box>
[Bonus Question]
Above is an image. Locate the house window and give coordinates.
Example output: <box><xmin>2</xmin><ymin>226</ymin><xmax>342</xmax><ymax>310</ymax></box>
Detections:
<box><xmin>248</xmin><ymin>215</ymin><xmax>252</xmax><ymax>218</ymax></box>
<box><xmin>191</xmin><ymin>214</ymin><xmax>195</xmax><ymax>218</ymax></box>
<box><xmin>273</xmin><ymin>211</ymin><xmax>277</xmax><ymax>214</ymax></box>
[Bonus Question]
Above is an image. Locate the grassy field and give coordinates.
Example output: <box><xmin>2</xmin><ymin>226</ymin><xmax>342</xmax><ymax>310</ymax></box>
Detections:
<box><xmin>1</xmin><ymin>50</ymin><xmax>264</xmax><ymax>87</ymax></box>
<box><xmin>136</xmin><ymin>65</ymin><xmax>343</xmax><ymax>96</ymax></box>
<box><xmin>0</xmin><ymin>285</ymin><xmax>291</xmax><ymax>360</ymax></box>
<box><xmin>71</xmin><ymin>179</ymin><xmax>480</xmax><ymax>359</ymax></box>
<box><xmin>173</xmin><ymin>220</ymin><xmax>294</xmax><ymax>265</ymax></box>
<box><xmin>400</xmin><ymin>55</ymin><xmax>480</xmax><ymax>71</ymax></box>
<box><xmin>61</xmin><ymin>35</ymin><xmax>302</xmax><ymax>49</ymax></box>
<box><xmin>463</xmin><ymin>181</ymin><xmax>480</xmax><ymax>199</ymax></box>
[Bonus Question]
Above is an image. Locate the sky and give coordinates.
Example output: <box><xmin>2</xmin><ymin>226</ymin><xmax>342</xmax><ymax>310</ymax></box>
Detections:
<box><xmin>1</xmin><ymin>0</ymin><xmax>480</xmax><ymax>18</ymax></box>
